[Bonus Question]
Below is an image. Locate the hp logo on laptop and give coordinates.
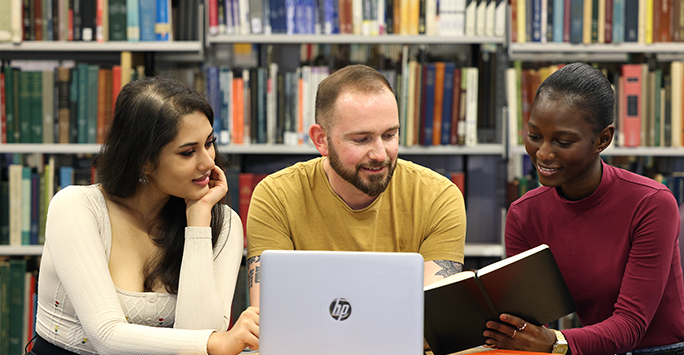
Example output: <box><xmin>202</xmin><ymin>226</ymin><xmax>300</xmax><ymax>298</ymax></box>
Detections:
<box><xmin>329</xmin><ymin>298</ymin><xmax>352</xmax><ymax>321</ymax></box>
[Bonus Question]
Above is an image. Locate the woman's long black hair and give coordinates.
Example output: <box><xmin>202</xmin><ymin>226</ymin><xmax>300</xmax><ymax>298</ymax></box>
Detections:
<box><xmin>94</xmin><ymin>76</ymin><xmax>227</xmax><ymax>293</ymax></box>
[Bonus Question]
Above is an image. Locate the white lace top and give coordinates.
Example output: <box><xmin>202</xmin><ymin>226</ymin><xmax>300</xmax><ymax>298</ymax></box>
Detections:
<box><xmin>35</xmin><ymin>185</ymin><xmax>243</xmax><ymax>355</ymax></box>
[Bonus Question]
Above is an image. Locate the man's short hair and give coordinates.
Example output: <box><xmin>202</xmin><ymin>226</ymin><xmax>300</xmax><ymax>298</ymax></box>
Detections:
<box><xmin>315</xmin><ymin>64</ymin><xmax>396</xmax><ymax>131</ymax></box>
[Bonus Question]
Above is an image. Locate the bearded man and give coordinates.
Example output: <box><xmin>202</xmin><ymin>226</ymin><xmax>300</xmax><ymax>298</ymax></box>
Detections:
<box><xmin>246</xmin><ymin>64</ymin><xmax>467</xmax><ymax>306</ymax></box>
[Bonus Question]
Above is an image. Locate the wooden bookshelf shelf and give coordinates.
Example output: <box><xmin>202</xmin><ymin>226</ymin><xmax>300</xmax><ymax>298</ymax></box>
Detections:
<box><xmin>0</xmin><ymin>144</ymin><xmax>505</xmax><ymax>155</ymax></box>
<box><xmin>0</xmin><ymin>41</ymin><xmax>203</xmax><ymax>52</ymax></box>
<box><xmin>0</xmin><ymin>144</ymin><xmax>101</xmax><ymax>154</ymax></box>
<box><xmin>208</xmin><ymin>34</ymin><xmax>504</xmax><ymax>45</ymax></box>
<box><xmin>0</xmin><ymin>245</ymin><xmax>43</xmax><ymax>256</ymax></box>
<box><xmin>509</xmin><ymin>144</ymin><xmax>684</xmax><ymax>157</ymax></box>
<box><xmin>510</xmin><ymin>42</ymin><xmax>684</xmax><ymax>54</ymax></box>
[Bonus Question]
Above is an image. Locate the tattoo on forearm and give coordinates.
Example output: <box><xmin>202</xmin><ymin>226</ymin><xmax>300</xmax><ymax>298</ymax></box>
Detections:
<box><xmin>434</xmin><ymin>260</ymin><xmax>463</xmax><ymax>279</ymax></box>
<box><xmin>247</xmin><ymin>256</ymin><xmax>261</xmax><ymax>288</ymax></box>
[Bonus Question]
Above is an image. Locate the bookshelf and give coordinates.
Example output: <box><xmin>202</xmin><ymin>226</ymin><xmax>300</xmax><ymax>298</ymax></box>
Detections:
<box><xmin>208</xmin><ymin>34</ymin><xmax>505</xmax><ymax>45</ymax></box>
<box><xmin>0</xmin><ymin>6</ymin><xmax>510</xmax><ymax>259</ymax></box>
<box><xmin>0</xmin><ymin>41</ymin><xmax>203</xmax><ymax>52</ymax></box>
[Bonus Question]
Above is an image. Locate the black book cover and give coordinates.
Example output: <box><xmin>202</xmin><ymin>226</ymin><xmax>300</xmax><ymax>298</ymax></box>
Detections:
<box><xmin>424</xmin><ymin>244</ymin><xmax>576</xmax><ymax>355</ymax></box>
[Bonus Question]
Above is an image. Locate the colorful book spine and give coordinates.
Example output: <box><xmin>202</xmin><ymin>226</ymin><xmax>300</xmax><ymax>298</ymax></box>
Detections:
<box><xmin>441</xmin><ymin>62</ymin><xmax>456</xmax><ymax>145</ymax></box>
<box><xmin>620</xmin><ymin>64</ymin><xmax>642</xmax><ymax>147</ymax></box>
<box><xmin>155</xmin><ymin>0</ymin><xmax>170</xmax><ymax>40</ymax></box>
<box><xmin>422</xmin><ymin>63</ymin><xmax>436</xmax><ymax>146</ymax></box>
<box><xmin>139</xmin><ymin>0</ymin><xmax>155</xmax><ymax>41</ymax></box>
<box><xmin>7</xmin><ymin>259</ymin><xmax>27</xmax><ymax>355</ymax></box>
<box><xmin>126</xmin><ymin>0</ymin><xmax>140</xmax><ymax>40</ymax></box>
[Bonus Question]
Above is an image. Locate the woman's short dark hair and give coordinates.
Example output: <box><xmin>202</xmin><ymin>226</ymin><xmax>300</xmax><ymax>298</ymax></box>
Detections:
<box><xmin>94</xmin><ymin>76</ymin><xmax>226</xmax><ymax>293</ymax></box>
<box><xmin>534</xmin><ymin>62</ymin><xmax>615</xmax><ymax>135</ymax></box>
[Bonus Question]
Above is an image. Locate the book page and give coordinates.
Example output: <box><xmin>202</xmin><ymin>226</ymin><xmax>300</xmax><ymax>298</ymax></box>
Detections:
<box><xmin>477</xmin><ymin>244</ymin><xmax>549</xmax><ymax>276</ymax></box>
<box><xmin>424</xmin><ymin>270</ymin><xmax>476</xmax><ymax>291</ymax></box>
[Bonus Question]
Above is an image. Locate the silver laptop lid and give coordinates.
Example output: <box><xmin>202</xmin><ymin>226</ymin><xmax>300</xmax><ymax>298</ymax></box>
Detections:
<box><xmin>259</xmin><ymin>250</ymin><xmax>424</xmax><ymax>355</ymax></box>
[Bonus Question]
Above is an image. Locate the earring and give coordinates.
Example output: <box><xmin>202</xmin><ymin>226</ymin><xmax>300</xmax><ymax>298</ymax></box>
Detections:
<box><xmin>139</xmin><ymin>174</ymin><xmax>148</xmax><ymax>184</ymax></box>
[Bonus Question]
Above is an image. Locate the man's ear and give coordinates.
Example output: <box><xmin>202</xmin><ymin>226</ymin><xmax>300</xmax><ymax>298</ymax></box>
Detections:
<box><xmin>309</xmin><ymin>124</ymin><xmax>329</xmax><ymax>156</ymax></box>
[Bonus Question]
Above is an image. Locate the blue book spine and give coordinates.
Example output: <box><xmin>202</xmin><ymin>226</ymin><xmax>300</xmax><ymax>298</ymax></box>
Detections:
<box><xmin>155</xmin><ymin>0</ymin><xmax>170</xmax><ymax>40</ymax></box>
<box><xmin>77</xmin><ymin>64</ymin><xmax>89</xmax><ymax>144</ymax></box>
<box><xmin>423</xmin><ymin>63</ymin><xmax>436</xmax><ymax>146</ymax></box>
<box><xmin>59</xmin><ymin>166</ymin><xmax>74</xmax><ymax>189</ymax></box>
<box><xmin>306</xmin><ymin>0</ymin><xmax>315</xmax><ymax>33</ymax></box>
<box><xmin>612</xmin><ymin>0</ymin><xmax>623</xmax><ymax>43</ymax></box>
<box><xmin>323</xmin><ymin>0</ymin><xmax>333</xmax><ymax>34</ymax></box>
<box><xmin>553</xmin><ymin>0</ymin><xmax>564</xmax><ymax>42</ymax></box>
<box><xmin>331</xmin><ymin>0</ymin><xmax>340</xmax><ymax>33</ymax></box>
<box><xmin>139</xmin><ymin>0</ymin><xmax>156</xmax><ymax>41</ymax></box>
<box><xmin>286</xmin><ymin>0</ymin><xmax>296</xmax><ymax>34</ymax></box>
<box><xmin>46</xmin><ymin>0</ymin><xmax>54</xmax><ymax>40</ymax></box>
<box><xmin>21</xmin><ymin>167</ymin><xmax>31</xmax><ymax>245</ymax></box>
<box><xmin>206</xmin><ymin>66</ymin><xmax>221</xmax><ymax>137</ymax></box>
<box><xmin>219</xmin><ymin>67</ymin><xmax>232</xmax><ymax>144</ymax></box>
<box><xmin>269</xmin><ymin>0</ymin><xmax>280</xmax><ymax>33</ymax></box>
<box><xmin>531</xmin><ymin>0</ymin><xmax>542</xmax><ymax>41</ymax></box>
<box><xmin>569</xmin><ymin>0</ymin><xmax>583</xmax><ymax>44</ymax></box>
<box><xmin>127</xmin><ymin>0</ymin><xmax>140</xmax><ymax>41</ymax></box>
<box><xmin>624</xmin><ymin>0</ymin><xmax>637</xmax><ymax>42</ymax></box>
<box><xmin>257</xmin><ymin>67</ymin><xmax>266</xmax><ymax>144</ymax></box>
<box><xmin>30</xmin><ymin>172</ymin><xmax>39</xmax><ymax>245</ymax></box>
<box><xmin>87</xmin><ymin>65</ymin><xmax>99</xmax><ymax>144</ymax></box>
<box><xmin>441</xmin><ymin>63</ymin><xmax>455</xmax><ymax>145</ymax></box>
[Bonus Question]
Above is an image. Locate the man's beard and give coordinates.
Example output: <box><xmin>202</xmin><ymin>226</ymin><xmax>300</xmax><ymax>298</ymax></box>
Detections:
<box><xmin>327</xmin><ymin>141</ymin><xmax>396</xmax><ymax>197</ymax></box>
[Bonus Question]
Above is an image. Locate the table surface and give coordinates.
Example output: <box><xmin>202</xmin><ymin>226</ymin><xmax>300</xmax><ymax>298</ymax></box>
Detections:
<box><xmin>241</xmin><ymin>347</ymin><xmax>550</xmax><ymax>355</ymax></box>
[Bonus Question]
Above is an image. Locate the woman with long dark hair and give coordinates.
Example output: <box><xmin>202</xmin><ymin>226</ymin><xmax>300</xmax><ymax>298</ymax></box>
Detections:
<box><xmin>31</xmin><ymin>76</ymin><xmax>258</xmax><ymax>355</ymax></box>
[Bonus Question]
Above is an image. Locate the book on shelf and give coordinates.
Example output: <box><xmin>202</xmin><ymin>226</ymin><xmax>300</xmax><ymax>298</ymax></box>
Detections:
<box><xmin>620</xmin><ymin>64</ymin><xmax>643</xmax><ymax>147</ymax></box>
<box><xmin>7</xmin><ymin>259</ymin><xmax>27</xmax><ymax>355</ymax></box>
<box><xmin>423</xmin><ymin>244</ymin><xmax>576</xmax><ymax>355</ymax></box>
<box><xmin>238</xmin><ymin>172</ymin><xmax>268</xmax><ymax>247</ymax></box>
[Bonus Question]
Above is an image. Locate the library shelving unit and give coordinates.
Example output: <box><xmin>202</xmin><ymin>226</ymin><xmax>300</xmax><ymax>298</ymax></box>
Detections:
<box><xmin>0</xmin><ymin>38</ymin><xmax>204</xmax><ymax>258</ymax></box>
<box><xmin>505</xmin><ymin>41</ymin><xmax>684</xmax><ymax>208</ymax></box>
<box><xmin>206</xmin><ymin>32</ymin><xmax>509</xmax><ymax>258</ymax></box>
<box><xmin>208</xmin><ymin>34</ymin><xmax>505</xmax><ymax>45</ymax></box>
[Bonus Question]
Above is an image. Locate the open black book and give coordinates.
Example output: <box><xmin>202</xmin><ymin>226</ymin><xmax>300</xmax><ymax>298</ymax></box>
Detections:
<box><xmin>423</xmin><ymin>244</ymin><xmax>576</xmax><ymax>355</ymax></box>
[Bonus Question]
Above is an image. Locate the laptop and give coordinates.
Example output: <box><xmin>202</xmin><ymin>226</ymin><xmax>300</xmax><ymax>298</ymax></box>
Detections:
<box><xmin>259</xmin><ymin>250</ymin><xmax>424</xmax><ymax>355</ymax></box>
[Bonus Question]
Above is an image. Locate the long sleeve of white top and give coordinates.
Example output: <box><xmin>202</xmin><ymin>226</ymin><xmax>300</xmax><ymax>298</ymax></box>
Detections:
<box><xmin>39</xmin><ymin>185</ymin><xmax>243</xmax><ymax>355</ymax></box>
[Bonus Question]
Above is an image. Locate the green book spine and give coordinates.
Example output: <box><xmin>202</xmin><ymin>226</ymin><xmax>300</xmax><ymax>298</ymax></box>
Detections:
<box><xmin>7</xmin><ymin>259</ymin><xmax>26</xmax><ymax>355</ymax></box>
<box><xmin>69</xmin><ymin>67</ymin><xmax>79</xmax><ymax>144</ymax></box>
<box><xmin>0</xmin><ymin>261</ymin><xmax>10</xmax><ymax>355</ymax></box>
<box><xmin>77</xmin><ymin>64</ymin><xmax>88</xmax><ymax>144</ymax></box>
<box><xmin>3</xmin><ymin>67</ymin><xmax>15</xmax><ymax>144</ymax></box>
<box><xmin>87</xmin><ymin>65</ymin><xmax>99</xmax><ymax>144</ymax></box>
<box><xmin>109</xmin><ymin>0</ymin><xmax>127</xmax><ymax>40</ymax></box>
<box><xmin>30</xmin><ymin>71</ymin><xmax>43</xmax><ymax>144</ymax></box>
<box><xmin>18</xmin><ymin>70</ymin><xmax>31</xmax><ymax>143</ymax></box>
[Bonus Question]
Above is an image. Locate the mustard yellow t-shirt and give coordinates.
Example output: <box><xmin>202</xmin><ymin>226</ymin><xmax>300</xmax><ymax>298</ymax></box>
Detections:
<box><xmin>246</xmin><ymin>157</ymin><xmax>466</xmax><ymax>263</ymax></box>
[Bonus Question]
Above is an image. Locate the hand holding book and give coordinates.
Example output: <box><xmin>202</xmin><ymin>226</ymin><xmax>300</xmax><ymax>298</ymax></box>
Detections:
<box><xmin>423</xmin><ymin>244</ymin><xmax>576</xmax><ymax>355</ymax></box>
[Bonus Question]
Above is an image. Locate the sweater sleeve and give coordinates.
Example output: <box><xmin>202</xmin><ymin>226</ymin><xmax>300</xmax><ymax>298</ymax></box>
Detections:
<box><xmin>175</xmin><ymin>208</ymin><xmax>243</xmax><ymax>331</ymax></box>
<box><xmin>43</xmin><ymin>187</ymin><xmax>239</xmax><ymax>355</ymax></box>
<box><xmin>562</xmin><ymin>189</ymin><xmax>681</xmax><ymax>355</ymax></box>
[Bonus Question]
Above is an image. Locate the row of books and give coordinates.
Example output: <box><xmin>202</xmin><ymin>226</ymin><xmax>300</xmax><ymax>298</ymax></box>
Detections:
<box><xmin>0</xmin><ymin>54</ymin><xmax>145</xmax><ymax>144</ymax></box>
<box><xmin>0</xmin><ymin>154</ymin><xmax>94</xmax><ymax>246</ymax></box>
<box><xmin>208</xmin><ymin>0</ymin><xmax>507</xmax><ymax>37</ymax></box>
<box><xmin>506</xmin><ymin>61</ymin><xmax>684</xmax><ymax>148</ymax></box>
<box><xmin>0</xmin><ymin>258</ymin><xmax>37</xmax><ymax>355</ymax></box>
<box><xmin>512</xmin><ymin>0</ymin><xmax>684</xmax><ymax>44</ymax></box>
<box><xmin>203</xmin><ymin>61</ymin><xmax>481</xmax><ymax>147</ymax></box>
<box><xmin>0</xmin><ymin>0</ymin><xmax>198</xmax><ymax>43</ymax></box>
